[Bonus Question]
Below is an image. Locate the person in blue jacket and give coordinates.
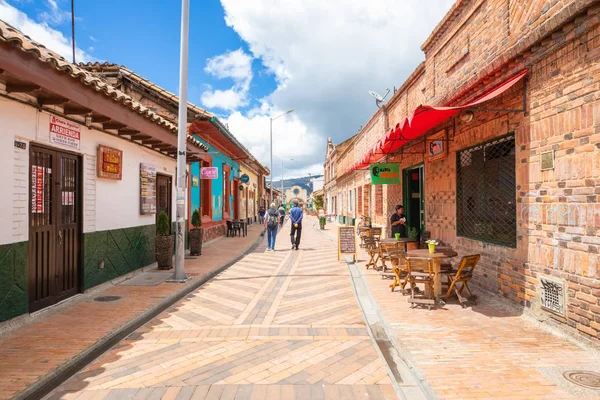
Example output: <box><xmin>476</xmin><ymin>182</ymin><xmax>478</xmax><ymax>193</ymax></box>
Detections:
<box><xmin>289</xmin><ymin>200</ymin><xmax>303</xmax><ymax>250</ymax></box>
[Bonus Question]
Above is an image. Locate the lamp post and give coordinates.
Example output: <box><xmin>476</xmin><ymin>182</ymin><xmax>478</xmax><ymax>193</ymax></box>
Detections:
<box><xmin>170</xmin><ymin>0</ymin><xmax>191</xmax><ymax>283</ymax></box>
<box><xmin>269</xmin><ymin>110</ymin><xmax>294</xmax><ymax>206</ymax></box>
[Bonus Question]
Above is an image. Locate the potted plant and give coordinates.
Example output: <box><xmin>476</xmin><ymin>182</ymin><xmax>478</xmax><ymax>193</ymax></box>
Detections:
<box><xmin>426</xmin><ymin>239</ymin><xmax>439</xmax><ymax>254</ymax></box>
<box><xmin>319</xmin><ymin>216</ymin><xmax>327</xmax><ymax>230</ymax></box>
<box><xmin>155</xmin><ymin>211</ymin><xmax>174</xmax><ymax>269</ymax></box>
<box><xmin>404</xmin><ymin>227</ymin><xmax>419</xmax><ymax>251</ymax></box>
<box><xmin>189</xmin><ymin>209</ymin><xmax>203</xmax><ymax>256</ymax></box>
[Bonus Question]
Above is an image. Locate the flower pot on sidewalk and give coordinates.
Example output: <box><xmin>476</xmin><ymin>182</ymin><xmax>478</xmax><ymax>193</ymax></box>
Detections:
<box><xmin>156</xmin><ymin>211</ymin><xmax>174</xmax><ymax>269</ymax></box>
<box><xmin>189</xmin><ymin>209</ymin><xmax>203</xmax><ymax>256</ymax></box>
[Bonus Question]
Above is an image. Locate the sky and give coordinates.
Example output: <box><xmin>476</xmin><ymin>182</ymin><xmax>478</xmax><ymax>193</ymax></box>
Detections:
<box><xmin>0</xmin><ymin>0</ymin><xmax>454</xmax><ymax>179</ymax></box>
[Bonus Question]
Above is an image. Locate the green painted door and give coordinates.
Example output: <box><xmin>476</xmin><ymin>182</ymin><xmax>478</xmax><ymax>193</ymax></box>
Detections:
<box><xmin>402</xmin><ymin>164</ymin><xmax>425</xmax><ymax>239</ymax></box>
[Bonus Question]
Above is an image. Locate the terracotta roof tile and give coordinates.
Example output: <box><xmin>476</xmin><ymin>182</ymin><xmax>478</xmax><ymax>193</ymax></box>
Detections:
<box><xmin>0</xmin><ymin>20</ymin><xmax>207</xmax><ymax>151</ymax></box>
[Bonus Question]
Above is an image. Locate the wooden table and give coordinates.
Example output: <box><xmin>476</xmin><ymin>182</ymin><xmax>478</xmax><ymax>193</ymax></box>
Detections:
<box><xmin>406</xmin><ymin>249</ymin><xmax>458</xmax><ymax>299</ymax></box>
<box><xmin>379</xmin><ymin>238</ymin><xmax>417</xmax><ymax>252</ymax></box>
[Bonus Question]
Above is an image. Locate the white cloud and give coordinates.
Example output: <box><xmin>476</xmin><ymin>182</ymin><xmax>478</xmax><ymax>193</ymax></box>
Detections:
<box><xmin>39</xmin><ymin>0</ymin><xmax>70</xmax><ymax>26</ymax></box>
<box><xmin>201</xmin><ymin>48</ymin><xmax>253</xmax><ymax>111</ymax></box>
<box><xmin>0</xmin><ymin>0</ymin><xmax>92</xmax><ymax>62</ymax></box>
<box><xmin>218</xmin><ymin>0</ymin><xmax>454</xmax><ymax>176</ymax></box>
<box><xmin>89</xmin><ymin>35</ymin><xmax>97</xmax><ymax>42</ymax></box>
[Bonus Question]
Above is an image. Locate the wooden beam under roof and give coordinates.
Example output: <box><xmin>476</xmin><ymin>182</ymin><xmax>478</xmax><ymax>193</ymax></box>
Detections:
<box><xmin>103</xmin><ymin>121</ymin><xmax>127</xmax><ymax>130</ymax></box>
<box><xmin>152</xmin><ymin>143</ymin><xmax>172</xmax><ymax>149</ymax></box>
<box><xmin>117</xmin><ymin>128</ymin><xmax>140</xmax><ymax>136</ymax></box>
<box><xmin>37</xmin><ymin>96</ymin><xmax>69</xmax><ymax>106</ymax></box>
<box><xmin>63</xmin><ymin>104</ymin><xmax>91</xmax><ymax>115</ymax></box>
<box><xmin>6</xmin><ymin>83</ymin><xmax>40</xmax><ymax>93</ymax></box>
<box><xmin>142</xmin><ymin>139</ymin><xmax>161</xmax><ymax>145</ymax></box>
<box><xmin>130</xmin><ymin>133</ymin><xmax>152</xmax><ymax>140</ymax></box>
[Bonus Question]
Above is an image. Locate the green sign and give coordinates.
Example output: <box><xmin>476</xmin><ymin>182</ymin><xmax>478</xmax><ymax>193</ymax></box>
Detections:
<box><xmin>240</xmin><ymin>173</ymin><xmax>250</xmax><ymax>183</ymax></box>
<box><xmin>370</xmin><ymin>163</ymin><xmax>400</xmax><ymax>185</ymax></box>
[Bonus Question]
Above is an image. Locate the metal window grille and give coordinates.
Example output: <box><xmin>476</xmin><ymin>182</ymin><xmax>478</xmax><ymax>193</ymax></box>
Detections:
<box><xmin>539</xmin><ymin>276</ymin><xmax>565</xmax><ymax>316</ymax></box>
<box><xmin>456</xmin><ymin>134</ymin><xmax>516</xmax><ymax>247</ymax></box>
<box><xmin>357</xmin><ymin>187</ymin><xmax>363</xmax><ymax>215</ymax></box>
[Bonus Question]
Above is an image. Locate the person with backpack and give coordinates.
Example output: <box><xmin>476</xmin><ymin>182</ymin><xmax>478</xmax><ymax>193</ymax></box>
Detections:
<box><xmin>264</xmin><ymin>203</ymin><xmax>280</xmax><ymax>251</ymax></box>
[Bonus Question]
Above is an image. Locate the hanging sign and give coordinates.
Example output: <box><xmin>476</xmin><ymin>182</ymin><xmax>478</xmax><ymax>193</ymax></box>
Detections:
<box><xmin>338</xmin><ymin>226</ymin><xmax>356</xmax><ymax>261</ymax></box>
<box><xmin>97</xmin><ymin>145</ymin><xmax>123</xmax><ymax>180</ymax></box>
<box><xmin>201</xmin><ymin>167</ymin><xmax>218</xmax><ymax>179</ymax></box>
<box><xmin>49</xmin><ymin>115</ymin><xmax>80</xmax><ymax>150</ymax></box>
<box><xmin>240</xmin><ymin>173</ymin><xmax>250</xmax><ymax>183</ymax></box>
<box><xmin>140</xmin><ymin>163</ymin><xmax>157</xmax><ymax>215</ymax></box>
<box><xmin>370</xmin><ymin>163</ymin><xmax>400</xmax><ymax>185</ymax></box>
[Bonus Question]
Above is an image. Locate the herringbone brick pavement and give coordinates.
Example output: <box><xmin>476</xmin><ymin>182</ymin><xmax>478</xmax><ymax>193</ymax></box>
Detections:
<box><xmin>46</xmin><ymin>219</ymin><xmax>396</xmax><ymax>399</ymax></box>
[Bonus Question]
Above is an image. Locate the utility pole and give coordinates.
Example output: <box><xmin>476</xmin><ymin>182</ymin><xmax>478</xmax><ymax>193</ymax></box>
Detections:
<box><xmin>71</xmin><ymin>0</ymin><xmax>76</xmax><ymax>63</ymax></box>
<box><xmin>268</xmin><ymin>110</ymin><xmax>294</xmax><ymax>206</ymax></box>
<box><xmin>170</xmin><ymin>0</ymin><xmax>190</xmax><ymax>283</ymax></box>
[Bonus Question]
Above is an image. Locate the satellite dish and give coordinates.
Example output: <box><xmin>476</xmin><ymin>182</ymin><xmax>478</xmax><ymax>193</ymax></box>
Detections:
<box><xmin>369</xmin><ymin>88</ymin><xmax>391</xmax><ymax>108</ymax></box>
<box><xmin>369</xmin><ymin>90</ymin><xmax>384</xmax><ymax>102</ymax></box>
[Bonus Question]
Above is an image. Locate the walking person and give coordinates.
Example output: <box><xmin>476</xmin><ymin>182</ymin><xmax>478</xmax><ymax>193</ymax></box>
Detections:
<box><xmin>289</xmin><ymin>200</ymin><xmax>303</xmax><ymax>250</ymax></box>
<box><xmin>278</xmin><ymin>204</ymin><xmax>285</xmax><ymax>227</ymax></box>
<box><xmin>258</xmin><ymin>206</ymin><xmax>266</xmax><ymax>225</ymax></box>
<box><xmin>264</xmin><ymin>203</ymin><xmax>279</xmax><ymax>251</ymax></box>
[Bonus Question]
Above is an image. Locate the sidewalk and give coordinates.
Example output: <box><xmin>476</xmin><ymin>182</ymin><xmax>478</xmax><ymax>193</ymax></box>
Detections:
<box><xmin>319</xmin><ymin>224</ymin><xmax>600</xmax><ymax>400</ymax></box>
<box><xmin>0</xmin><ymin>225</ymin><xmax>264</xmax><ymax>400</ymax></box>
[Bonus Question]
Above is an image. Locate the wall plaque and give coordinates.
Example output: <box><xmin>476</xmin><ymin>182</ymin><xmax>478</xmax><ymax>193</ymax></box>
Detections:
<box><xmin>140</xmin><ymin>163</ymin><xmax>157</xmax><ymax>215</ymax></box>
<box><xmin>97</xmin><ymin>145</ymin><xmax>123</xmax><ymax>180</ymax></box>
<box><xmin>338</xmin><ymin>226</ymin><xmax>356</xmax><ymax>261</ymax></box>
<box><xmin>540</xmin><ymin>150</ymin><xmax>554</xmax><ymax>171</ymax></box>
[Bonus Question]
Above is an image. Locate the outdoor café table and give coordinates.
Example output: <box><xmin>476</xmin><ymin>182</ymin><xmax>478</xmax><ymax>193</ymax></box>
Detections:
<box><xmin>406</xmin><ymin>249</ymin><xmax>458</xmax><ymax>300</ymax></box>
<box><xmin>379</xmin><ymin>238</ymin><xmax>417</xmax><ymax>252</ymax></box>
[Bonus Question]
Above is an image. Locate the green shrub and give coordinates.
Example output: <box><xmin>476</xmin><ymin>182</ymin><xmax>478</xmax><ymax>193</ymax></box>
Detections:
<box><xmin>191</xmin><ymin>209</ymin><xmax>202</xmax><ymax>228</ymax></box>
<box><xmin>408</xmin><ymin>227</ymin><xmax>418</xmax><ymax>239</ymax></box>
<box><xmin>319</xmin><ymin>216</ymin><xmax>327</xmax><ymax>225</ymax></box>
<box><xmin>157</xmin><ymin>211</ymin><xmax>170</xmax><ymax>236</ymax></box>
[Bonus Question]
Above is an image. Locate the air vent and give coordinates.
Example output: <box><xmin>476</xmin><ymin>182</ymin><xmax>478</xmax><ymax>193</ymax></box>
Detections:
<box><xmin>539</xmin><ymin>275</ymin><xmax>566</xmax><ymax>316</ymax></box>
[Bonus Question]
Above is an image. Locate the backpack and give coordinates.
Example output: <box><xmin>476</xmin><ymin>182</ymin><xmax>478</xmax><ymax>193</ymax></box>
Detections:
<box><xmin>267</xmin><ymin>209</ymin><xmax>279</xmax><ymax>229</ymax></box>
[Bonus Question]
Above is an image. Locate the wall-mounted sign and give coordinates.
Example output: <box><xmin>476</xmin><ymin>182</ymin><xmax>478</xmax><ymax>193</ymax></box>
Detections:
<box><xmin>201</xmin><ymin>167</ymin><xmax>218</xmax><ymax>179</ymax></box>
<box><xmin>97</xmin><ymin>145</ymin><xmax>123</xmax><ymax>180</ymax></box>
<box><xmin>370</xmin><ymin>163</ymin><xmax>400</xmax><ymax>185</ymax></box>
<box><xmin>14</xmin><ymin>140</ymin><xmax>26</xmax><ymax>150</ymax></box>
<box><xmin>427</xmin><ymin>129</ymin><xmax>448</xmax><ymax>163</ymax></box>
<box><xmin>140</xmin><ymin>163</ymin><xmax>157</xmax><ymax>215</ymax></box>
<box><xmin>31</xmin><ymin>166</ymin><xmax>45</xmax><ymax>214</ymax></box>
<box><xmin>540</xmin><ymin>150</ymin><xmax>554</xmax><ymax>171</ymax></box>
<box><xmin>50</xmin><ymin>115</ymin><xmax>80</xmax><ymax>150</ymax></box>
<box><xmin>192</xmin><ymin>176</ymin><xmax>199</xmax><ymax>187</ymax></box>
<box><xmin>240</xmin><ymin>173</ymin><xmax>250</xmax><ymax>183</ymax></box>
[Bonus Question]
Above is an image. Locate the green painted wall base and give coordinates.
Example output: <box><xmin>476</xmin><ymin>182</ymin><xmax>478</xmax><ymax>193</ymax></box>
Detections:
<box><xmin>84</xmin><ymin>224</ymin><xmax>156</xmax><ymax>290</ymax></box>
<box><xmin>0</xmin><ymin>241</ymin><xmax>28</xmax><ymax>323</ymax></box>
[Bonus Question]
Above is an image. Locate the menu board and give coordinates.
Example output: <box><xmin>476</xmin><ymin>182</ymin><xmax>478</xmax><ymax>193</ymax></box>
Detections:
<box><xmin>338</xmin><ymin>226</ymin><xmax>356</xmax><ymax>261</ymax></box>
<box><xmin>140</xmin><ymin>163</ymin><xmax>156</xmax><ymax>215</ymax></box>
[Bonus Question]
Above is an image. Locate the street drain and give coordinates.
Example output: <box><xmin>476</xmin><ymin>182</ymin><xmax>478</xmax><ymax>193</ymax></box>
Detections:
<box><xmin>94</xmin><ymin>296</ymin><xmax>121</xmax><ymax>302</ymax></box>
<box><xmin>563</xmin><ymin>370</ymin><xmax>600</xmax><ymax>389</ymax></box>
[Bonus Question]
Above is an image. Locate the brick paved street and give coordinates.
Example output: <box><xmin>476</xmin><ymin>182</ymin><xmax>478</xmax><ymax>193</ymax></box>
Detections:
<box><xmin>0</xmin><ymin>225</ymin><xmax>264</xmax><ymax>400</ymax></box>
<box><xmin>46</xmin><ymin>219</ymin><xmax>397</xmax><ymax>400</ymax></box>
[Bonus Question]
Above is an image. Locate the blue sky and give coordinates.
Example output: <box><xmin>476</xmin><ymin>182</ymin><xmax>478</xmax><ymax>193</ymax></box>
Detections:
<box><xmin>1</xmin><ymin>0</ymin><xmax>454</xmax><ymax>178</ymax></box>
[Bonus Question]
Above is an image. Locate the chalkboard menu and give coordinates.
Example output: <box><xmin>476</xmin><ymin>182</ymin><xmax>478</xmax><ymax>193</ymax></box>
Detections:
<box><xmin>338</xmin><ymin>226</ymin><xmax>356</xmax><ymax>261</ymax></box>
<box><xmin>140</xmin><ymin>163</ymin><xmax>156</xmax><ymax>215</ymax></box>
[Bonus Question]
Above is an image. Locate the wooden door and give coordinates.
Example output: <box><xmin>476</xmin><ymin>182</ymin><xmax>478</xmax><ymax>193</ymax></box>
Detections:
<box><xmin>233</xmin><ymin>180</ymin><xmax>239</xmax><ymax>219</ymax></box>
<box><xmin>29</xmin><ymin>146</ymin><xmax>81</xmax><ymax>313</ymax></box>
<box><xmin>156</xmin><ymin>174</ymin><xmax>172</xmax><ymax>231</ymax></box>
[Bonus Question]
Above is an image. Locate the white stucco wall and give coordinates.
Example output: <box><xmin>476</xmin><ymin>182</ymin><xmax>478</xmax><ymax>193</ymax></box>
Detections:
<box><xmin>0</xmin><ymin>99</ymin><xmax>178</xmax><ymax>245</ymax></box>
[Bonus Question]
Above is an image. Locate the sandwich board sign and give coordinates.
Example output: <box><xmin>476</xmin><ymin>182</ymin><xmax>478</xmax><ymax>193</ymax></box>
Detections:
<box><xmin>338</xmin><ymin>226</ymin><xmax>356</xmax><ymax>262</ymax></box>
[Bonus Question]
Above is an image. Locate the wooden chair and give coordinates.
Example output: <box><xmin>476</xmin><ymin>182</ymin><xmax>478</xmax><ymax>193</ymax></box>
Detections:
<box><xmin>370</xmin><ymin>227</ymin><xmax>382</xmax><ymax>243</ymax></box>
<box><xmin>378</xmin><ymin>242</ymin><xmax>397</xmax><ymax>273</ymax></box>
<box><xmin>388</xmin><ymin>247</ymin><xmax>408</xmax><ymax>293</ymax></box>
<box><xmin>363</xmin><ymin>236</ymin><xmax>379</xmax><ymax>269</ymax></box>
<box><xmin>226</xmin><ymin>220</ymin><xmax>234</xmax><ymax>237</ymax></box>
<box><xmin>443</xmin><ymin>254</ymin><xmax>480</xmax><ymax>307</ymax></box>
<box><xmin>406</xmin><ymin>257</ymin><xmax>436</xmax><ymax>309</ymax></box>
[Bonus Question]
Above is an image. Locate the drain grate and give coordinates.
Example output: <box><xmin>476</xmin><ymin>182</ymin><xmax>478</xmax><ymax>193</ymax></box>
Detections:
<box><xmin>94</xmin><ymin>296</ymin><xmax>121</xmax><ymax>302</ymax></box>
<box><xmin>563</xmin><ymin>370</ymin><xmax>600</xmax><ymax>390</ymax></box>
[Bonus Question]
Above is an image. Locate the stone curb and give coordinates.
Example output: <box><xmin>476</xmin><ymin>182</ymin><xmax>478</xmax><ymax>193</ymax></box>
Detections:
<box><xmin>311</xmin><ymin>220</ymin><xmax>436</xmax><ymax>400</ymax></box>
<box><xmin>18</xmin><ymin>232</ymin><xmax>265</xmax><ymax>400</ymax></box>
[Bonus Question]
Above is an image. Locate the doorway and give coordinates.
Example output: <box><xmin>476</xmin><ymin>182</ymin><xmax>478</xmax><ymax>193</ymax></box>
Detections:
<box><xmin>29</xmin><ymin>145</ymin><xmax>81</xmax><ymax>313</ymax></box>
<box><xmin>232</xmin><ymin>179</ymin><xmax>239</xmax><ymax>219</ymax></box>
<box><xmin>403</xmin><ymin>164</ymin><xmax>425</xmax><ymax>239</ymax></box>
<box><xmin>156</xmin><ymin>174</ymin><xmax>172</xmax><ymax>233</ymax></box>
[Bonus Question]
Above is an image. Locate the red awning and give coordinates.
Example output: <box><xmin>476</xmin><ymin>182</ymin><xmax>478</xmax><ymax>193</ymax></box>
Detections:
<box><xmin>351</xmin><ymin>69</ymin><xmax>528</xmax><ymax>171</ymax></box>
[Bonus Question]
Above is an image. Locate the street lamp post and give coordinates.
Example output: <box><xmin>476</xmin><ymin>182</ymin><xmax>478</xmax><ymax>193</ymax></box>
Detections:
<box><xmin>269</xmin><ymin>110</ymin><xmax>294</xmax><ymax>206</ymax></box>
<box><xmin>281</xmin><ymin>157</ymin><xmax>293</xmax><ymax>207</ymax></box>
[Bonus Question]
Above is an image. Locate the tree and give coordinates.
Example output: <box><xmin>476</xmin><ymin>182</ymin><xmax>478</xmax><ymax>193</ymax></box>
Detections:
<box><xmin>313</xmin><ymin>195</ymin><xmax>323</xmax><ymax>210</ymax></box>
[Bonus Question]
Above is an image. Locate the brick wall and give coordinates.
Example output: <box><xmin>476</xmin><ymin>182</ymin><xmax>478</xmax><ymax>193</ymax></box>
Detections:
<box><xmin>375</xmin><ymin>185</ymin><xmax>383</xmax><ymax>216</ymax></box>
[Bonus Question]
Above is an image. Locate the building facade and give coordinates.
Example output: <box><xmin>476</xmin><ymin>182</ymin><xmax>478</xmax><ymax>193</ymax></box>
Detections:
<box><xmin>323</xmin><ymin>0</ymin><xmax>600</xmax><ymax>343</ymax></box>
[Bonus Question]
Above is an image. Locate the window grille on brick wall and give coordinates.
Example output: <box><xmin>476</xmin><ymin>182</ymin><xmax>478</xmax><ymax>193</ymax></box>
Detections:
<box><xmin>456</xmin><ymin>134</ymin><xmax>516</xmax><ymax>247</ymax></box>
<box><xmin>375</xmin><ymin>185</ymin><xmax>383</xmax><ymax>216</ymax></box>
<box><xmin>357</xmin><ymin>187</ymin><xmax>362</xmax><ymax>215</ymax></box>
